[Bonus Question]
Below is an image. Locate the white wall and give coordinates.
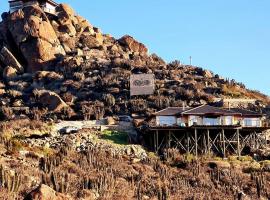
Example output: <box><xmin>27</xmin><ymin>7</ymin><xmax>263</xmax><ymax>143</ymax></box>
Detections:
<box><xmin>188</xmin><ymin>116</ymin><xmax>203</xmax><ymax>126</ymax></box>
<box><xmin>156</xmin><ymin>116</ymin><xmax>177</xmax><ymax>126</ymax></box>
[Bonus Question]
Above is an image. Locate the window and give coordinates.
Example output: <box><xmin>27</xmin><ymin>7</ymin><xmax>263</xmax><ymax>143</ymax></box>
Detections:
<box><xmin>157</xmin><ymin>116</ymin><xmax>176</xmax><ymax>126</ymax></box>
<box><xmin>189</xmin><ymin>116</ymin><xmax>200</xmax><ymax>126</ymax></box>
<box><xmin>223</xmin><ymin>116</ymin><xmax>233</xmax><ymax>125</ymax></box>
<box><xmin>243</xmin><ymin>118</ymin><xmax>261</xmax><ymax>127</ymax></box>
<box><xmin>203</xmin><ymin>117</ymin><xmax>219</xmax><ymax>126</ymax></box>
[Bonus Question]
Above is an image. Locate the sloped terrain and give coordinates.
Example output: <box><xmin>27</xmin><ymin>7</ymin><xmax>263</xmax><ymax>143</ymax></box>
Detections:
<box><xmin>0</xmin><ymin>4</ymin><xmax>268</xmax><ymax>121</ymax></box>
<box><xmin>0</xmin><ymin>119</ymin><xmax>270</xmax><ymax>199</ymax></box>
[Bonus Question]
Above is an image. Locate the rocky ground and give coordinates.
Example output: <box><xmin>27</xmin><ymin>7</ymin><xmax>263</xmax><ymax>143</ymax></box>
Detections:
<box><xmin>0</xmin><ymin>119</ymin><xmax>269</xmax><ymax>200</ymax></box>
<box><xmin>0</xmin><ymin>3</ymin><xmax>269</xmax><ymax>123</ymax></box>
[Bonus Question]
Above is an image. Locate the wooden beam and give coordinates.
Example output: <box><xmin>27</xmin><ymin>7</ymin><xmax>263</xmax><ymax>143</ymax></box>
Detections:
<box><xmin>168</xmin><ymin>130</ymin><xmax>171</xmax><ymax>149</ymax></box>
<box><xmin>187</xmin><ymin>132</ymin><xmax>190</xmax><ymax>154</ymax></box>
<box><xmin>222</xmin><ymin>129</ymin><xmax>226</xmax><ymax>158</ymax></box>
<box><xmin>154</xmin><ymin>130</ymin><xmax>158</xmax><ymax>153</ymax></box>
<box><xmin>265</xmin><ymin>131</ymin><xmax>268</xmax><ymax>147</ymax></box>
<box><xmin>195</xmin><ymin>129</ymin><xmax>198</xmax><ymax>159</ymax></box>
<box><xmin>237</xmin><ymin>129</ymin><xmax>241</xmax><ymax>157</ymax></box>
<box><xmin>207</xmin><ymin>129</ymin><xmax>210</xmax><ymax>156</ymax></box>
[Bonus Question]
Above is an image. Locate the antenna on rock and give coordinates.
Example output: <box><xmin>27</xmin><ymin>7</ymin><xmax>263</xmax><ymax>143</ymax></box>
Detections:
<box><xmin>189</xmin><ymin>56</ymin><xmax>192</xmax><ymax>65</ymax></box>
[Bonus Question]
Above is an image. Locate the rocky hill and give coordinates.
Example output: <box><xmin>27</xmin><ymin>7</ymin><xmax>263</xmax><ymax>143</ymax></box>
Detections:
<box><xmin>0</xmin><ymin>4</ymin><xmax>269</xmax><ymax>121</ymax></box>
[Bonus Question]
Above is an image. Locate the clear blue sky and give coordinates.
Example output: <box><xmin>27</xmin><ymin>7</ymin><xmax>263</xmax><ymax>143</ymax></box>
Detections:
<box><xmin>1</xmin><ymin>0</ymin><xmax>270</xmax><ymax>95</ymax></box>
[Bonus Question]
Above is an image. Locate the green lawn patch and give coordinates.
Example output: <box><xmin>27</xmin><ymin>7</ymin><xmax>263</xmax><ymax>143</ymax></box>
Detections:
<box><xmin>101</xmin><ymin>130</ymin><xmax>129</xmax><ymax>145</ymax></box>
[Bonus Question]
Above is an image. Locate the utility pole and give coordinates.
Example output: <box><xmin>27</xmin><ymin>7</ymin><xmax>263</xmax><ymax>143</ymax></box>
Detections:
<box><xmin>189</xmin><ymin>56</ymin><xmax>192</xmax><ymax>65</ymax></box>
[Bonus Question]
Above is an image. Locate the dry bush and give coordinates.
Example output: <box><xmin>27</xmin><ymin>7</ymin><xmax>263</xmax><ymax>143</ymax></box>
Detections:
<box><xmin>73</xmin><ymin>72</ymin><xmax>85</xmax><ymax>81</ymax></box>
<box><xmin>7</xmin><ymin>90</ymin><xmax>22</xmax><ymax>98</ymax></box>
<box><xmin>102</xmin><ymin>93</ymin><xmax>116</xmax><ymax>107</ymax></box>
<box><xmin>130</xmin><ymin>99</ymin><xmax>148</xmax><ymax>113</ymax></box>
<box><xmin>1</xmin><ymin>106</ymin><xmax>13</xmax><ymax>120</ymax></box>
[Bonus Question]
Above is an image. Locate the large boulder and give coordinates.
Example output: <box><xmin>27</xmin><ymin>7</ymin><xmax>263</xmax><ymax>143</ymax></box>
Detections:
<box><xmin>118</xmin><ymin>35</ymin><xmax>148</xmax><ymax>54</ymax></box>
<box><xmin>7</xmin><ymin>6</ymin><xmax>65</xmax><ymax>72</ymax></box>
<box><xmin>0</xmin><ymin>46</ymin><xmax>24</xmax><ymax>73</ymax></box>
<box><xmin>26</xmin><ymin>184</ymin><xmax>72</xmax><ymax>200</ymax></box>
<box><xmin>39</xmin><ymin>91</ymin><xmax>67</xmax><ymax>112</ymax></box>
<box><xmin>80</xmin><ymin>34</ymin><xmax>102</xmax><ymax>49</ymax></box>
<box><xmin>56</xmin><ymin>4</ymin><xmax>76</xmax><ymax>25</ymax></box>
<box><xmin>3</xmin><ymin>66</ymin><xmax>18</xmax><ymax>81</ymax></box>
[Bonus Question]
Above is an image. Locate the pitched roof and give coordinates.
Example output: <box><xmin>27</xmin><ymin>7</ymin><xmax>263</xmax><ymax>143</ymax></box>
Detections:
<box><xmin>155</xmin><ymin>107</ymin><xmax>191</xmax><ymax>116</ymax></box>
<box><xmin>230</xmin><ymin>108</ymin><xmax>263</xmax><ymax>117</ymax></box>
<box><xmin>182</xmin><ymin>105</ymin><xmax>240</xmax><ymax>116</ymax></box>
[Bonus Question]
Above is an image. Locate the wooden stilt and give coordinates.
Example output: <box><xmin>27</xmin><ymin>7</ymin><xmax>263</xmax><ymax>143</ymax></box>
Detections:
<box><xmin>156</xmin><ymin>130</ymin><xmax>159</xmax><ymax>153</ymax></box>
<box><xmin>237</xmin><ymin>129</ymin><xmax>240</xmax><ymax>157</ymax></box>
<box><xmin>265</xmin><ymin>131</ymin><xmax>268</xmax><ymax>147</ymax></box>
<box><xmin>207</xmin><ymin>129</ymin><xmax>210</xmax><ymax>155</ymax></box>
<box><xmin>222</xmin><ymin>129</ymin><xmax>226</xmax><ymax>158</ymax></box>
<box><xmin>195</xmin><ymin>129</ymin><xmax>198</xmax><ymax>159</ymax></box>
<box><xmin>168</xmin><ymin>130</ymin><xmax>171</xmax><ymax>149</ymax></box>
<box><xmin>154</xmin><ymin>130</ymin><xmax>158</xmax><ymax>153</ymax></box>
<box><xmin>187</xmin><ymin>132</ymin><xmax>190</xmax><ymax>154</ymax></box>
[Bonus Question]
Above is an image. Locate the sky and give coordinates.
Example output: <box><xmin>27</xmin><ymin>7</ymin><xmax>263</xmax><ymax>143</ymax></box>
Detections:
<box><xmin>1</xmin><ymin>0</ymin><xmax>270</xmax><ymax>95</ymax></box>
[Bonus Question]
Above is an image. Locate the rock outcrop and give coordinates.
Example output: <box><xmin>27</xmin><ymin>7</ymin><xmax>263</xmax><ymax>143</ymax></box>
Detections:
<box><xmin>26</xmin><ymin>184</ymin><xmax>72</xmax><ymax>200</ymax></box>
<box><xmin>7</xmin><ymin>6</ymin><xmax>65</xmax><ymax>72</ymax></box>
<box><xmin>39</xmin><ymin>91</ymin><xmax>67</xmax><ymax>112</ymax></box>
<box><xmin>0</xmin><ymin>46</ymin><xmax>23</xmax><ymax>73</ymax></box>
<box><xmin>118</xmin><ymin>35</ymin><xmax>148</xmax><ymax>55</ymax></box>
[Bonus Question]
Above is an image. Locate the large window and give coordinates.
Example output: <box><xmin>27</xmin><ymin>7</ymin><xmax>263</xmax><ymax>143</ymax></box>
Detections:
<box><xmin>223</xmin><ymin>116</ymin><xmax>233</xmax><ymax>125</ymax></box>
<box><xmin>243</xmin><ymin>118</ymin><xmax>261</xmax><ymax>127</ymax></box>
<box><xmin>157</xmin><ymin>116</ymin><xmax>176</xmax><ymax>126</ymax></box>
<box><xmin>203</xmin><ymin>117</ymin><xmax>220</xmax><ymax>126</ymax></box>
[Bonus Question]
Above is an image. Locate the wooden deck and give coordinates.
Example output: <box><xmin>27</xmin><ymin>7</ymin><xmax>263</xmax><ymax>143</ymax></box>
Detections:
<box><xmin>145</xmin><ymin>125</ymin><xmax>269</xmax><ymax>158</ymax></box>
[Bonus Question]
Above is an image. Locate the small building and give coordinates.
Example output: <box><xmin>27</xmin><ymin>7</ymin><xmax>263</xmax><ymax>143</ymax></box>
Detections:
<box><xmin>9</xmin><ymin>0</ymin><xmax>58</xmax><ymax>14</ymax></box>
<box><xmin>155</xmin><ymin>105</ymin><xmax>264</xmax><ymax>127</ymax></box>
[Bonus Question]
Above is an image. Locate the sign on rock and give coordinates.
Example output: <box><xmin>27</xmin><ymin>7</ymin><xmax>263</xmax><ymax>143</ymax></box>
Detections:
<box><xmin>130</xmin><ymin>74</ymin><xmax>155</xmax><ymax>96</ymax></box>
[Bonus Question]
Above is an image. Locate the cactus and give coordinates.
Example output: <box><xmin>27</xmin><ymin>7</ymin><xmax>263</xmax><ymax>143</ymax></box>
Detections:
<box><xmin>0</xmin><ymin>165</ymin><xmax>21</xmax><ymax>193</ymax></box>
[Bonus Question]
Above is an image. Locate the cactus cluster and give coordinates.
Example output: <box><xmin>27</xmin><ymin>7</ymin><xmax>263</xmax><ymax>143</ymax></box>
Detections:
<box><xmin>41</xmin><ymin>171</ymin><xmax>69</xmax><ymax>193</ymax></box>
<box><xmin>39</xmin><ymin>153</ymin><xmax>64</xmax><ymax>173</ymax></box>
<box><xmin>251</xmin><ymin>172</ymin><xmax>267</xmax><ymax>198</ymax></box>
<box><xmin>0</xmin><ymin>165</ymin><xmax>21</xmax><ymax>193</ymax></box>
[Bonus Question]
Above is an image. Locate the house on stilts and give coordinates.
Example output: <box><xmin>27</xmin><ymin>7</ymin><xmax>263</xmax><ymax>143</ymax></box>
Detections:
<box><xmin>145</xmin><ymin>105</ymin><xmax>269</xmax><ymax>157</ymax></box>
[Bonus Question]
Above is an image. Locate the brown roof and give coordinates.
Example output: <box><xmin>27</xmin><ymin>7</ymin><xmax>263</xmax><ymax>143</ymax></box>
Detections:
<box><xmin>155</xmin><ymin>105</ymin><xmax>264</xmax><ymax>117</ymax></box>
<box><xmin>230</xmin><ymin>108</ymin><xmax>263</xmax><ymax>117</ymax></box>
<box><xmin>182</xmin><ymin>105</ymin><xmax>240</xmax><ymax>116</ymax></box>
<box><xmin>155</xmin><ymin>107</ymin><xmax>191</xmax><ymax>116</ymax></box>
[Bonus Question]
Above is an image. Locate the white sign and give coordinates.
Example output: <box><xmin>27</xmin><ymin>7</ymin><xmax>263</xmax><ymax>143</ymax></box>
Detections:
<box><xmin>130</xmin><ymin>74</ymin><xmax>155</xmax><ymax>96</ymax></box>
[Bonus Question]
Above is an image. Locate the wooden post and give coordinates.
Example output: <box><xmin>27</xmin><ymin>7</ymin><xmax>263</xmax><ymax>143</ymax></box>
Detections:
<box><xmin>156</xmin><ymin>130</ymin><xmax>159</xmax><ymax>153</ymax></box>
<box><xmin>237</xmin><ymin>129</ymin><xmax>241</xmax><ymax>157</ymax></box>
<box><xmin>207</xmin><ymin>129</ymin><xmax>210</xmax><ymax>155</ymax></box>
<box><xmin>195</xmin><ymin>129</ymin><xmax>198</xmax><ymax>159</ymax></box>
<box><xmin>154</xmin><ymin>130</ymin><xmax>158</xmax><ymax>153</ymax></box>
<box><xmin>222</xmin><ymin>129</ymin><xmax>226</xmax><ymax>158</ymax></box>
<box><xmin>187</xmin><ymin>132</ymin><xmax>190</xmax><ymax>154</ymax></box>
<box><xmin>265</xmin><ymin>131</ymin><xmax>268</xmax><ymax>147</ymax></box>
<box><xmin>168</xmin><ymin>131</ymin><xmax>171</xmax><ymax>149</ymax></box>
